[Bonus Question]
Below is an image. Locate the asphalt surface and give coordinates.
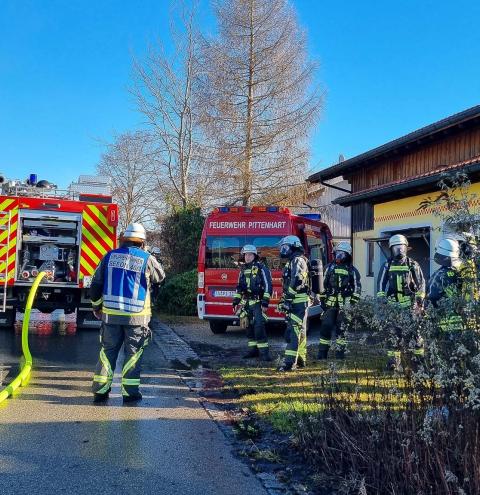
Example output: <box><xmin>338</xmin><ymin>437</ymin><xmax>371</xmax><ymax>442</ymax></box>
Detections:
<box><xmin>169</xmin><ymin>318</ymin><xmax>323</xmax><ymax>366</ymax></box>
<box><xmin>0</xmin><ymin>325</ymin><xmax>267</xmax><ymax>495</ymax></box>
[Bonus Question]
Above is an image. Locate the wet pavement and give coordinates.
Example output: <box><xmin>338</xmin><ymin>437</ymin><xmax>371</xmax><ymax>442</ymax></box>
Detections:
<box><xmin>0</xmin><ymin>325</ymin><xmax>267</xmax><ymax>495</ymax></box>
<box><xmin>169</xmin><ymin>318</ymin><xmax>322</xmax><ymax>367</ymax></box>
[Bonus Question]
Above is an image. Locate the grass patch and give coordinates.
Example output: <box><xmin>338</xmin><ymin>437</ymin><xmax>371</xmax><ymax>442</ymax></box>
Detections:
<box><xmin>218</xmin><ymin>346</ymin><xmax>414</xmax><ymax>433</ymax></box>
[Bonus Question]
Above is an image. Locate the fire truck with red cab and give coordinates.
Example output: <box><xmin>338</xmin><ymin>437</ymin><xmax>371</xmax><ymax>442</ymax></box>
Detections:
<box><xmin>0</xmin><ymin>174</ymin><xmax>118</xmax><ymax>328</ymax></box>
<box><xmin>197</xmin><ymin>206</ymin><xmax>333</xmax><ymax>334</ymax></box>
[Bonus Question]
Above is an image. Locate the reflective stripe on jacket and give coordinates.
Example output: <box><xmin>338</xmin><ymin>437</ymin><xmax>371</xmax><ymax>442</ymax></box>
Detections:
<box><xmin>90</xmin><ymin>243</ymin><xmax>165</xmax><ymax>325</ymax></box>
<box><xmin>282</xmin><ymin>254</ymin><xmax>310</xmax><ymax>304</ymax></box>
<box><xmin>428</xmin><ymin>266</ymin><xmax>465</xmax><ymax>332</ymax></box>
<box><xmin>103</xmin><ymin>246</ymin><xmax>150</xmax><ymax>315</ymax></box>
<box><xmin>233</xmin><ymin>260</ymin><xmax>273</xmax><ymax>306</ymax></box>
<box><xmin>322</xmin><ymin>262</ymin><xmax>362</xmax><ymax>308</ymax></box>
<box><xmin>377</xmin><ymin>257</ymin><xmax>425</xmax><ymax>306</ymax></box>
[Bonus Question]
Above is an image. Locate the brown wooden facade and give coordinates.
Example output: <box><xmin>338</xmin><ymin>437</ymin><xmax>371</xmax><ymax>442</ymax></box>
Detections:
<box><xmin>349</xmin><ymin>126</ymin><xmax>480</xmax><ymax>192</ymax></box>
<box><xmin>307</xmin><ymin>105</ymin><xmax>480</xmax><ymax>295</ymax></box>
<box><xmin>308</xmin><ymin>106</ymin><xmax>480</xmax><ymax>234</ymax></box>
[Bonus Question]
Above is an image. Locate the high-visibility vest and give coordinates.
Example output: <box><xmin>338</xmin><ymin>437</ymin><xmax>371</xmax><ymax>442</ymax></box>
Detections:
<box><xmin>102</xmin><ymin>246</ymin><xmax>151</xmax><ymax>316</ymax></box>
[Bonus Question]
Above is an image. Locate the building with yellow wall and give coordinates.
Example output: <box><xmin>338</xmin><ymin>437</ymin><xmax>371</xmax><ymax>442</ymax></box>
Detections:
<box><xmin>309</xmin><ymin>105</ymin><xmax>480</xmax><ymax>295</ymax></box>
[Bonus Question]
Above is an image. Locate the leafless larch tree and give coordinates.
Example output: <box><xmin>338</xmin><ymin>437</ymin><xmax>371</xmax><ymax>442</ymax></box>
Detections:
<box><xmin>199</xmin><ymin>0</ymin><xmax>322</xmax><ymax>206</ymax></box>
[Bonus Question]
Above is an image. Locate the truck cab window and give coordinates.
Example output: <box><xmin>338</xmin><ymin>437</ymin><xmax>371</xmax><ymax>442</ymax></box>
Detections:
<box><xmin>307</xmin><ymin>233</ymin><xmax>327</xmax><ymax>268</ymax></box>
<box><xmin>205</xmin><ymin>236</ymin><xmax>241</xmax><ymax>269</ymax></box>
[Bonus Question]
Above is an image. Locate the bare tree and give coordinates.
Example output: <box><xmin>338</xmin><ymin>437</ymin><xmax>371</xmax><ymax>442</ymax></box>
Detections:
<box><xmin>97</xmin><ymin>131</ymin><xmax>158</xmax><ymax>231</ymax></box>
<box><xmin>131</xmin><ymin>1</ymin><xmax>203</xmax><ymax>209</ymax></box>
<box><xmin>199</xmin><ymin>0</ymin><xmax>322</xmax><ymax>206</ymax></box>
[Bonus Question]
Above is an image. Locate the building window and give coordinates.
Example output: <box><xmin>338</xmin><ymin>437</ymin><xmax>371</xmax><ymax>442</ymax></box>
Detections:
<box><xmin>366</xmin><ymin>241</ymin><xmax>375</xmax><ymax>277</ymax></box>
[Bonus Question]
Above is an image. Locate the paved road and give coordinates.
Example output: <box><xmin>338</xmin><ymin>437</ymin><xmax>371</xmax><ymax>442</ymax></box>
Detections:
<box><xmin>170</xmin><ymin>318</ymin><xmax>322</xmax><ymax>367</ymax></box>
<box><xmin>0</xmin><ymin>325</ymin><xmax>266</xmax><ymax>495</ymax></box>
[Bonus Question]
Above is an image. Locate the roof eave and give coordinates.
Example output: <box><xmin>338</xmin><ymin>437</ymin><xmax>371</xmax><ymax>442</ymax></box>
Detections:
<box><xmin>308</xmin><ymin>105</ymin><xmax>480</xmax><ymax>183</ymax></box>
<box><xmin>333</xmin><ymin>162</ymin><xmax>480</xmax><ymax>207</ymax></box>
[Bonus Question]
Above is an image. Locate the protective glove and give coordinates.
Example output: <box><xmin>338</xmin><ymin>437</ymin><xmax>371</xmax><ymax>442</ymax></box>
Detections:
<box><xmin>277</xmin><ymin>300</ymin><xmax>292</xmax><ymax>314</ymax></box>
<box><xmin>232</xmin><ymin>297</ymin><xmax>241</xmax><ymax>314</ymax></box>
<box><xmin>350</xmin><ymin>293</ymin><xmax>360</xmax><ymax>305</ymax></box>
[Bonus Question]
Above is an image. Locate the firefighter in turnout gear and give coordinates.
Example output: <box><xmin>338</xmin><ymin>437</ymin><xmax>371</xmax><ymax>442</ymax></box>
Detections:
<box><xmin>453</xmin><ymin>232</ymin><xmax>479</xmax><ymax>304</ymax></box>
<box><xmin>377</xmin><ymin>234</ymin><xmax>426</xmax><ymax>368</ymax></box>
<box><xmin>233</xmin><ymin>245</ymin><xmax>273</xmax><ymax>361</ymax></box>
<box><xmin>90</xmin><ymin>222</ymin><xmax>165</xmax><ymax>403</ymax></box>
<box><xmin>318</xmin><ymin>241</ymin><xmax>361</xmax><ymax>360</ymax></box>
<box><xmin>277</xmin><ymin>235</ymin><xmax>310</xmax><ymax>372</ymax></box>
<box><xmin>427</xmin><ymin>238</ymin><xmax>464</xmax><ymax>332</ymax></box>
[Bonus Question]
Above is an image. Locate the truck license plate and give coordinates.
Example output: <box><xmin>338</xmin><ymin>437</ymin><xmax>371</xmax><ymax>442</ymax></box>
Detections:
<box><xmin>212</xmin><ymin>290</ymin><xmax>235</xmax><ymax>298</ymax></box>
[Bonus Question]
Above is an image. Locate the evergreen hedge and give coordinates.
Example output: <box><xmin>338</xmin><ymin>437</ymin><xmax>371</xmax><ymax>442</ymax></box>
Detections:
<box><xmin>156</xmin><ymin>269</ymin><xmax>197</xmax><ymax>316</ymax></box>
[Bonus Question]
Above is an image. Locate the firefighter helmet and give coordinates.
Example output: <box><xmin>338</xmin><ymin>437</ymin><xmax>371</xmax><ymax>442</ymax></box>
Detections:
<box><xmin>435</xmin><ymin>238</ymin><xmax>460</xmax><ymax>268</ymax></box>
<box><xmin>278</xmin><ymin>235</ymin><xmax>302</xmax><ymax>248</ymax></box>
<box><xmin>278</xmin><ymin>235</ymin><xmax>302</xmax><ymax>259</ymax></box>
<box><xmin>241</xmin><ymin>244</ymin><xmax>257</xmax><ymax>255</ymax></box>
<box><xmin>334</xmin><ymin>241</ymin><xmax>352</xmax><ymax>255</ymax></box>
<box><xmin>388</xmin><ymin>234</ymin><xmax>408</xmax><ymax>248</ymax></box>
<box><xmin>124</xmin><ymin>223</ymin><xmax>146</xmax><ymax>241</ymax></box>
<box><xmin>436</xmin><ymin>238</ymin><xmax>460</xmax><ymax>259</ymax></box>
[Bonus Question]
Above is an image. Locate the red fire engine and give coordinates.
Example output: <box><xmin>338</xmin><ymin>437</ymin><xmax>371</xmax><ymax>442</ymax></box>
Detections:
<box><xmin>197</xmin><ymin>206</ymin><xmax>333</xmax><ymax>334</ymax></box>
<box><xmin>0</xmin><ymin>174</ymin><xmax>118</xmax><ymax>327</ymax></box>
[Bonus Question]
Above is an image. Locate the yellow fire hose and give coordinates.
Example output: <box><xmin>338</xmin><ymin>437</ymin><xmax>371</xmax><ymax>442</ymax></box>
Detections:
<box><xmin>0</xmin><ymin>271</ymin><xmax>46</xmax><ymax>403</ymax></box>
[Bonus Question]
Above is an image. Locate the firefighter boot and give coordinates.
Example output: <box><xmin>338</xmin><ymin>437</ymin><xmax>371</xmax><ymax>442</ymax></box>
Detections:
<box><xmin>335</xmin><ymin>350</ymin><xmax>345</xmax><ymax>360</ymax></box>
<box><xmin>258</xmin><ymin>347</ymin><xmax>272</xmax><ymax>362</ymax></box>
<box><xmin>123</xmin><ymin>392</ymin><xmax>142</xmax><ymax>404</ymax></box>
<box><xmin>243</xmin><ymin>346</ymin><xmax>259</xmax><ymax>359</ymax></box>
<box><xmin>277</xmin><ymin>362</ymin><xmax>297</xmax><ymax>372</ymax></box>
<box><xmin>317</xmin><ymin>347</ymin><xmax>329</xmax><ymax>360</ymax></box>
<box><xmin>297</xmin><ymin>356</ymin><xmax>306</xmax><ymax>368</ymax></box>
<box><xmin>93</xmin><ymin>389</ymin><xmax>111</xmax><ymax>403</ymax></box>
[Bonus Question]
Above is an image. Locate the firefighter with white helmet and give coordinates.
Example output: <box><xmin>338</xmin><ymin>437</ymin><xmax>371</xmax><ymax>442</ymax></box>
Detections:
<box><xmin>450</xmin><ymin>232</ymin><xmax>479</xmax><ymax>303</ymax></box>
<box><xmin>428</xmin><ymin>238</ymin><xmax>462</xmax><ymax>311</ymax></box>
<box><xmin>428</xmin><ymin>237</ymin><xmax>475</xmax><ymax>332</ymax></box>
<box><xmin>317</xmin><ymin>241</ymin><xmax>361</xmax><ymax>360</ymax></box>
<box><xmin>232</xmin><ymin>244</ymin><xmax>273</xmax><ymax>360</ymax></box>
<box><xmin>277</xmin><ymin>235</ymin><xmax>310</xmax><ymax>372</ymax></box>
<box><xmin>377</xmin><ymin>233</ymin><xmax>426</xmax><ymax>368</ymax></box>
<box><xmin>90</xmin><ymin>222</ymin><xmax>165</xmax><ymax>403</ymax></box>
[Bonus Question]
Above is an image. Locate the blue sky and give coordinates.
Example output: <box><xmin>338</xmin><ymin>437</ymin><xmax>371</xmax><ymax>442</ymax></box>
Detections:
<box><xmin>1</xmin><ymin>0</ymin><xmax>479</xmax><ymax>188</ymax></box>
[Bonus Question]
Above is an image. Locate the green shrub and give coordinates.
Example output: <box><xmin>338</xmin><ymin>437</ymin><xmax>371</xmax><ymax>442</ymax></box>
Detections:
<box><xmin>160</xmin><ymin>206</ymin><xmax>204</xmax><ymax>274</ymax></box>
<box><xmin>156</xmin><ymin>269</ymin><xmax>197</xmax><ymax>316</ymax></box>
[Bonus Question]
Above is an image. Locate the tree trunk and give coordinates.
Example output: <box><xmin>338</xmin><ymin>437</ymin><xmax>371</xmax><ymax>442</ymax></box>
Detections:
<box><xmin>243</xmin><ymin>0</ymin><xmax>255</xmax><ymax>206</ymax></box>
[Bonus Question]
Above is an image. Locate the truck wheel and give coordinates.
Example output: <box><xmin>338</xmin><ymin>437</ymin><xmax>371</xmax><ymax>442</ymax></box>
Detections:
<box><xmin>209</xmin><ymin>320</ymin><xmax>228</xmax><ymax>334</ymax></box>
